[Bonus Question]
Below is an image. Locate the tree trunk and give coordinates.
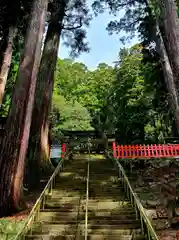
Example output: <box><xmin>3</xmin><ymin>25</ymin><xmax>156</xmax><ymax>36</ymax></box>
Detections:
<box><xmin>146</xmin><ymin>0</ymin><xmax>179</xmax><ymax>134</ymax></box>
<box><xmin>27</xmin><ymin>3</ymin><xmax>66</xmax><ymax>189</ymax></box>
<box><xmin>154</xmin><ymin>23</ymin><xmax>179</xmax><ymax>134</ymax></box>
<box><xmin>0</xmin><ymin>27</ymin><xmax>17</xmax><ymax>106</ymax></box>
<box><xmin>155</xmin><ymin>22</ymin><xmax>179</xmax><ymax>223</ymax></box>
<box><xmin>0</xmin><ymin>0</ymin><xmax>48</xmax><ymax>216</ymax></box>
<box><xmin>0</xmin><ymin>29</ymin><xmax>9</xmax><ymax>67</ymax></box>
<box><xmin>159</xmin><ymin>0</ymin><xmax>179</xmax><ymax>91</ymax></box>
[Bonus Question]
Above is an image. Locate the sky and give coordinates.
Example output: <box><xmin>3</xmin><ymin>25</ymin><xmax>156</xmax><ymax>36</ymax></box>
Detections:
<box><xmin>58</xmin><ymin>2</ymin><xmax>138</xmax><ymax>70</ymax></box>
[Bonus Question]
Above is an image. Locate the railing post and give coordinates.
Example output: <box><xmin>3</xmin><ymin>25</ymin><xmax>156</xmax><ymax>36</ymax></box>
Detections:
<box><xmin>140</xmin><ymin>213</ymin><xmax>145</xmax><ymax>236</ymax></box>
<box><xmin>134</xmin><ymin>202</ymin><xmax>138</xmax><ymax>220</ymax></box>
<box><xmin>61</xmin><ymin>143</ymin><xmax>66</xmax><ymax>159</ymax></box>
<box><xmin>42</xmin><ymin>195</ymin><xmax>45</xmax><ymax>210</ymax></box>
<box><xmin>112</xmin><ymin>142</ymin><xmax>117</xmax><ymax>158</ymax></box>
<box><xmin>147</xmin><ymin>228</ymin><xmax>151</xmax><ymax>240</ymax></box>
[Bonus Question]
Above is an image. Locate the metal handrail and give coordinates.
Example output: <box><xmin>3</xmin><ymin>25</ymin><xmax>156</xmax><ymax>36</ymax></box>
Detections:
<box><xmin>14</xmin><ymin>152</ymin><xmax>68</xmax><ymax>240</ymax></box>
<box><xmin>84</xmin><ymin>138</ymin><xmax>91</xmax><ymax>240</ymax></box>
<box><xmin>108</xmin><ymin>152</ymin><xmax>159</xmax><ymax>240</ymax></box>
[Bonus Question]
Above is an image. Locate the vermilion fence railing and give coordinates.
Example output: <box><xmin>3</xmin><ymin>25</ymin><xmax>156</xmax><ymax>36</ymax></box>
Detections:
<box><xmin>61</xmin><ymin>143</ymin><xmax>66</xmax><ymax>158</ymax></box>
<box><xmin>112</xmin><ymin>142</ymin><xmax>179</xmax><ymax>159</ymax></box>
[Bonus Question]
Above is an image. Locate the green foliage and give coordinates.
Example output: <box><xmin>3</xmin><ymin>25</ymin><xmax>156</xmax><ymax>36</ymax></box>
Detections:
<box><xmin>0</xmin><ymin>219</ymin><xmax>25</xmax><ymax>238</ymax></box>
<box><xmin>92</xmin><ymin>0</ymin><xmax>148</xmax><ymax>43</ymax></box>
<box><xmin>99</xmin><ymin>45</ymin><xmax>172</xmax><ymax>144</ymax></box>
<box><xmin>90</xmin><ymin>0</ymin><xmax>174</xmax><ymax>143</ymax></box>
<box><xmin>0</xmin><ymin>42</ymin><xmax>173</xmax><ymax>145</ymax></box>
<box><xmin>50</xmin><ymin>93</ymin><xmax>93</xmax><ymax>139</ymax></box>
<box><xmin>51</xmin><ymin>46</ymin><xmax>171</xmax><ymax>144</ymax></box>
<box><xmin>54</xmin><ymin>58</ymin><xmax>115</xmax><ymax>124</ymax></box>
<box><xmin>52</xmin><ymin>58</ymin><xmax>116</xmax><ymax>137</ymax></box>
<box><xmin>58</xmin><ymin>0</ymin><xmax>92</xmax><ymax>57</ymax></box>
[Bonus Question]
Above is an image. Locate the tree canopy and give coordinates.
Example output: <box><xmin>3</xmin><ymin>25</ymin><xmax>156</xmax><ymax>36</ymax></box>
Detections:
<box><xmin>52</xmin><ymin>43</ymin><xmax>172</xmax><ymax>144</ymax></box>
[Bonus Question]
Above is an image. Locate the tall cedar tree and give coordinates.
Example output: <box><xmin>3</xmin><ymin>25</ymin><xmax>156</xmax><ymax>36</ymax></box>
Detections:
<box><xmin>28</xmin><ymin>0</ymin><xmax>90</xmax><ymax>189</ymax></box>
<box><xmin>0</xmin><ymin>27</ymin><xmax>17</xmax><ymax>105</ymax></box>
<box><xmin>0</xmin><ymin>0</ymin><xmax>48</xmax><ymax>216</ymax></box>
<box><xmin>0</xmin><ymin>0</ymin><xmax>32</xmax><ymax>105</ymax></box>
<box><xmin>27</xmin><ymin>0</ymin><xmax>67</xmax><ymax>189</ymax></box>
<box><xmin>158</xmin><ymin>0</ymin><xmax>179</xmax><ymax>93</ymax></box>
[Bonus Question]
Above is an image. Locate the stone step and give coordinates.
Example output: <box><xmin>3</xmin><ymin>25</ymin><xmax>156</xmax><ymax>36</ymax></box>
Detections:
<box><xmin>87</xmin><ymin>191</ymin><xmax>126</xmax><ymax>197</ymax></box>
<box><xmin>88</xmin><ymin>171</ymin><xmax>117</xmax><ymax>175</ymax></box>
<box><xmin>83</xmin><ymin>200</ymin><xmax>132</xmax><ymax>210</ymax></box>
<box><xmin>49</xmin><ymin>188</ymin><xmax>86</xmax><ymax>195</ymax></box>
<box><xmin>44</xmin><ymin>196</ymin><xmax>82</xmax><ymax>204</ymax></box>
<box><xmin>55</xmin><ymin>172</ymin><xmax>86</xmax><ymax>178</ymax></box>
<box><xmin>25</xmin><ymin>234</ymin><xmax>144</xmax><ymax>240</ymax></box>
<box><xmin>42</xmin><ymin>208</ymin><xmax>136</xmax><ymax>215</ymax></box>
<box><xmin>56</xmin><ymin>176</ymin><xmax>86</xmax><ymax>181</ymax></box>
<box><xmin>87</xmin><ymin>174</ymin><xmax>118</xmax><ymax>178</ymax></box>
<box><xmin>87</xmin><ymin>195</ymin><xmax>128</xmax><ymax>200</ymax></box>
<box><xmin>23</xmin><ymin>157</ymin><xmax>146</xmax><ymax>239</ymax></box>
<box><xmin>86</xmin><ymin>173</ymin><xmax>118</xmax><ymax>177</ymax></box>
<box><xmin>53</xmin><ymin>185</ymin><xmax>86</xmax><ymax>191</ymax></box>
<box><xmin>54</xmin><ymin>181</ymin><xmax>87</xmax><ymax>187</ymax></box>
<box><xmin>44</xmin><ymin>200</ymin><xmax>132</xmax><ymax>211</ymax></box>
<box><xmin>38</xmin><ymin>211</ymin><xmax>137</xmax><ymax>222</ymax></box>
<box><xmin>46</xmin><ymin>197</ymin><xmax>130</xmax><ymax>204</ymax></box>
<box><xmin>48</xmin><ymin>190</ymin><xmax>127</xmax><ymax>198</ymax></box>
<box><xmin>31</xmin><ymin>223</ymin><xmax>141</xmax><ymax>235</ymax></box>
<box><xmin>43</xmin><ymin>204</ymin><xmax>82</xmax><ymax>212</ymax></box>
<box><xmin>88</xmin><ymin>184</ymin><xmax>123</xmax><ymax>188</ymax></box>
<box><xmin>50</xmin><ymin>189</ymin><xmax>125</xmax><ymax>197</ymax></box>
<box><xmin>46</xmin><ymin>190</ymin><xmax>84</xmax><ymax>198</ymax></box>
<box><xmin>37</xmin><ymin>219</ymin><xmax>140</xmax><ymax>225</ymax></box>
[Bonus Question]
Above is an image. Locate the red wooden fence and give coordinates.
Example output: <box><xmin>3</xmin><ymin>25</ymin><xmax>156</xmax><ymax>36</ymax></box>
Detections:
<box><xmin>61</xmin><ymin>143</ymin><xmax>66</xmax><ymax>158</ymax></box>
<box><xmin>112</xmin><ymin>142</ymin><xmax>179</xmax><ymax>159</ymax></box>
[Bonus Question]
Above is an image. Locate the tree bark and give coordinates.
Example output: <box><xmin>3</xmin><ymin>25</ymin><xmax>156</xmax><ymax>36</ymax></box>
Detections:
<box><xmin>0</xmin><ymin>0</ymin><xmax>48</xmax><ymax>216</ymax></box>
<box><xmin>159</xmin><ymin>0</ymin><xmax>179</xmax><ymax>91</ymax></box>
<box><xmin>154</xmin><ymin>23</ymin><xmax>179</xmax><ymax>135</ymax></box>
<box><xmin>155</xmin><ymin>1</ymin><xmax>179</xmax><ymax>223</ymax></box>
<box><xmin>0</xmin><ymin>27</ymin><xmax>17</xmax><ymax>105</ymax></box>
<box><xmin>27</xmin><ymin>2</ymin><xmax>66</xmax><ymax>190</ymax></box>
<box><xmin>146</xmin><ymin>0</ymin><xmax>179</xmax><ymax>134</ymax></box>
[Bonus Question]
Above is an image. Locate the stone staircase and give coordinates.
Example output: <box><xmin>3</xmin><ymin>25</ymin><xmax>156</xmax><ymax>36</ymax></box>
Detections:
<box><xmin>25</xmin><ymin>155</ymin><xmax>145</xmax><ymax>239</ymax></box>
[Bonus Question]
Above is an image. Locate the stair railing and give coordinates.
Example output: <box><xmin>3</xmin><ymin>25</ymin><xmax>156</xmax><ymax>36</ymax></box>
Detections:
<box><xmin>84</xmin><ymin>138</ymin><xmax>91</xmax><ymax>240</ymax></box>
<box><xmin>108</xmin><ymin>151</ymin><xmax>159</xmax><ymax>240</ymax></box>
<box><xmin>115</xmin><ymin>159</ymin><xmax>159</xmax><ymax>240</ymax></box>
<box><xmin>14</xmin><ymin>148</ymin><xmax>68</xmax><ymax>240</ymax></box>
